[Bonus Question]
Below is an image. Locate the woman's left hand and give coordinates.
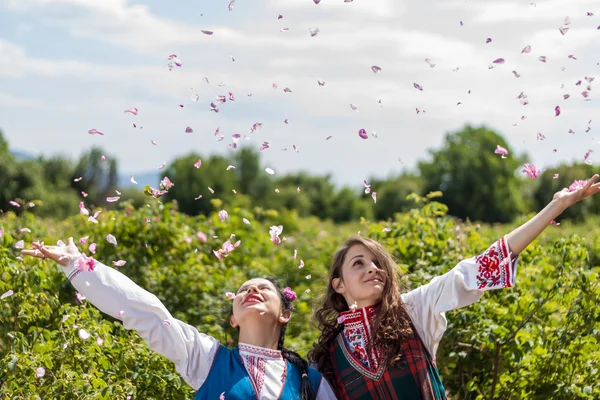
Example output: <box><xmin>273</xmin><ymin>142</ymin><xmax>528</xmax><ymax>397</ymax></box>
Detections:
<box><xmin>553</xmin><ymin>174</ymin><xmax>600</xmax><ymax>208</ymax></box>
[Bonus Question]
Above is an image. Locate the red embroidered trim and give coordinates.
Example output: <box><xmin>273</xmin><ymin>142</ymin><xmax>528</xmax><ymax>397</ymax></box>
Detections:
<box><xmin>339</xmin><ymin>305</ymin><xmax>382</xmax><ymax>372</ymax></box>
<box><xmin>475</xmin><ymin>236</ymin><xmax>515</xmax><ymax>289</ymax></box>
<box><xmin>239</xmin><ymin>343</ymin><xmax>283</xmax><ymax>359</ymax></box>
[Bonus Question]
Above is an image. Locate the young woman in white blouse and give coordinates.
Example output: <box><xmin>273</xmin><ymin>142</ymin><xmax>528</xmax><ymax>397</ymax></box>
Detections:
<box><xmin>22</xmin><ymin>238</ymin><xmax>337</xmax><ymax>400</ymax></box>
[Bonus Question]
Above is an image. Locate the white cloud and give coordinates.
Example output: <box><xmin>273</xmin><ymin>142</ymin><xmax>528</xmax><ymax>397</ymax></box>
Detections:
<box><xmin>1</xmin><ymin>0</ymin><xmax>598</xmax><ymax>186</ymax></box>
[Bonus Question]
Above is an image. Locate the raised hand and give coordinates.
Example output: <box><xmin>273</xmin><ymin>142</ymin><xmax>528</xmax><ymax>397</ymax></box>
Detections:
<box><xmin>552</xmin><ymin>174</ymin><xmax>600</xmax><ymax>208</ymax></box>
<box><xmin>21</xmin><ymin>237</ymin><xmax>82</xmax><ymax>267</ymax></box>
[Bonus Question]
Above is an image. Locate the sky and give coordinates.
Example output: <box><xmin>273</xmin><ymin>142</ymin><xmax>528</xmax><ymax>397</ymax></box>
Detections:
<box><xmin>0</xmin><ymin>0</ymin><xmax>599</xmax><ymax>188</ymax></box>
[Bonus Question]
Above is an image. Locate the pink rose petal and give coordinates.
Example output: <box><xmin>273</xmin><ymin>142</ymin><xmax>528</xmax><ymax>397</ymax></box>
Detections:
<box><xmin>494</xmin><ymin>145</ymin><xmax>508</xmax><ymax>158</ymax></box>
<box><xmin>79</xmin><ymin>329</ymin><xmax>90</xmax><ymax>340</ymax></box>
<box><xmin>201</xmin><ymin>30</ymin><xmax>213</xmax><ymax>35</ymax></box>
<box><xmin>1</xmin><ymin>290</ymin><xmax>14</xmax><ymax>300</ymax></box>
<box><xmin>124</xmin><ymin>108</ymin><xmax>138</xmax><ymax>115</ymax></box>
<box><xmin>358</xmin><ymin>129</ymin><xmax>368</xmax><ymax>139</ymax></box>
<box><xmin>35</xmin><ymin>367</ymin><xmax>45</xmax><ymax>378</ymax></box>
<box><xmin>265</xmin><ymin>167</ymin><xmax>275</xmax><ymax>175</ymax></box>
<box><xmin>309</xmin><ymin>27</ymin><xmax>319</xmax><ymax>37</ymax></box>
<box><xmin>555</xmin><ymin>105</ymin><xmax>561</xmax><ymax>116</ymax></box>
<box><xmin>413</xmin><ymin>83</ymin><xmax>423</xmax><ymax>91</ymax></box>
<box><xmin>112</xmin><ymin>260</ymin><xmax>127</xmax><ymax>267</ymax></box>
<box><xmin>88</xmin><ymin>129</ymin><xmax>104</xmax><ymax>136</ymax></box>
<box><xmin>521</xmin><ymin>45</ymin><xmax>531</xmax><ymax>54</ymax></box>
<box><xmin>371</xmin><ymin>66</ymin><xmax>381</xmax><ymax>74</ymax></box>
<box><xmin>106</xmin><ymin>234</ymin><xmax>117</xmax><ymax>246</ymax></box>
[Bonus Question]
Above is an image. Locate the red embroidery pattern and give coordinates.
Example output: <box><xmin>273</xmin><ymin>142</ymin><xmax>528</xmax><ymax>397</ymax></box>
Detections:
<box><xmin>475</xmin><ymin>236</ymin><xmax>515</xmax><ymax>289</ymax></box>
<box><xmin>241</xmin><ymin>354</ymin><xmax>267</xmax><ymax>395</ymax></box>
<box><xmin>339</xmin><ymin>305</ymin><xmax>382</xmax><ymax>372</ymax></box>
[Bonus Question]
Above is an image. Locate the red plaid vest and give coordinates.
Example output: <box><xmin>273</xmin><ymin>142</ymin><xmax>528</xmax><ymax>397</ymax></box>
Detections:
<box><xmin>329</xmin><ymin>306</ymin><xmax>447</xmax><ymax>400</ymax></box>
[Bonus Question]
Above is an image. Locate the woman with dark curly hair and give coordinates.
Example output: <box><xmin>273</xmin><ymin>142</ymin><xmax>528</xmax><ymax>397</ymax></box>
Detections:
<box><xmin>308</xmin><ymin>175</ymin><xmax>600</xmax><ymax>400</ymax></box>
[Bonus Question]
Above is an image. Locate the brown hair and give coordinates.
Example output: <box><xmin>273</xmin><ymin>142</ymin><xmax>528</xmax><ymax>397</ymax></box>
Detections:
<box><xmin>307</xmin><ymin>236</ymin><xmax>413</xmax><ymax>381</ymax></box>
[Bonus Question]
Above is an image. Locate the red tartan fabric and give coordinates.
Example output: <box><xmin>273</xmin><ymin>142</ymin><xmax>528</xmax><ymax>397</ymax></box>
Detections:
<box><xmin>329</xmin><ymin>325</ymin><xmax>447</xmax><ymax>400</ymax></box>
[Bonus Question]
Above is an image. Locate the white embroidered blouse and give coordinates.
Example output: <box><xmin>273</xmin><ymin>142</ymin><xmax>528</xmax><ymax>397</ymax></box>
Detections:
<box><xmin>60</xmin><ymin>258</ymin><xmax>337</xmax><ymax>400</ymax></box>
<box><xmin>338</xmin><ymin>235</ymin><xmax>518</xmax><ymax>368</ymax></box>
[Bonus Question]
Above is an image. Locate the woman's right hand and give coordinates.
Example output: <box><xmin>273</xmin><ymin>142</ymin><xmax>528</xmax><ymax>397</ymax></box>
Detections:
<box><xmin>21</xmin><ymin>237</ymin><xmax>82</xmax><ymax>267</ymax></box>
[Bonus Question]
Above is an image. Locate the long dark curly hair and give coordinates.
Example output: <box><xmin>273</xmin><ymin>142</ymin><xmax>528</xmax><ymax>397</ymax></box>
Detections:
<box><xmin>307</xmin><ymin>236</ymin><xmax>414</xmax><ymax>382</ymax></box>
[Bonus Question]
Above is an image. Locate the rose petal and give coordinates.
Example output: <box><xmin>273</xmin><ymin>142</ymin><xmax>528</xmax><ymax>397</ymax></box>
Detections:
<box><xmin>88</xmin><ymin>129</ymin><xmax>104</xmax><ymax>136</ymax></box>
<box><xmin>413</xmin><ymin>83</ymin><xmax>423</xmax><ymax>91</ymax></box>
<box><xmin>358</xmin><ymin>129</ymin><xmax>368</xmax><ymax>139</ymax></box>
<box><xmin>371</xmin><ymin>66</ymin><xmax>381</xmax><ymax>74</ymax></box>
<box><xmin>521</xmin><ymin>45</ymin><xmax>531</xmax><ymax>54</ymax></box>
<box><xmin>265</xmin><ymin>167</ymin><xmax>275</xmax><ymax>175</ymax></box>
<box><xmin>106</xmin><ymin>234</ymin><xmax>117</xmax><ymax>246</ymax></box>
<box><xmin>35</xmin><ymin>367</ymin><xmax>46</xmax><ymax>378</ymax></box>
<box><xmin>106</xmin><ymin>197</ymin><xmax>120</xmax><ymax>202</ymax></box>
<box><xmin>124</xmin><ymin>108</ymin><xmax>138</xmax><ymax>115</ymax></box>
<box><xmin>112</xmin><ymin>260</ymin><xmax>127</xmax><ymax>267</ymax></box>
<box><xmin>79</xmin><ymin>329</ymin><xmax>90</xmax><ymax>340</ymax></box>
<box><xmin>1</xmin><ymin>290</ymin><xmax>14</xmax><ymax>300</ymax></box>
<box><xmin>201</xmin><ymin>30</ymin><xmax>213</xmax><ymax>35</ymax></box>
<box><xmin>555</xmin><ymin>105</ymin><xmax>561</xmax><ymax>117</ymax></box>
<box><xmin>309</xmin><ymin>27</ymin><xmax>319</xmax><ymax>37</ymax></box>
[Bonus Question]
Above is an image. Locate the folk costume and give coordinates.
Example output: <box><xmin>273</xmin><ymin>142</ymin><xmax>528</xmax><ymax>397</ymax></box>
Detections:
<box><xmin>61</xmin><ymin>257</ymin><xmax>337</xmax><ymax>400</ymax></box>
<box><xmin>328</xmin><ymin>236</ymin><xmax>518</xmax><ymax>400</ymax></box>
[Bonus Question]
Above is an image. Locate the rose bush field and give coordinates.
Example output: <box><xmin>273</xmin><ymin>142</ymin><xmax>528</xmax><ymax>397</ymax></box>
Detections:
<box><xmin>1</xmin><ymin>198</ymin><xmax>599</xmax><ymax>399</ymax></box>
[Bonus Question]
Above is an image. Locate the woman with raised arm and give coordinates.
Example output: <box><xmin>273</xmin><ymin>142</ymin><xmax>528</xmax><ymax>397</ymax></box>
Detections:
<box><xmin>22</xmin><ymin>238</ymin><xmax>337</xmax><ymax>400</ymax></box>
<box><xmin>308</xmin><ymin>175</ymin><xmax>600</xmax><ymax>400</ymax></box>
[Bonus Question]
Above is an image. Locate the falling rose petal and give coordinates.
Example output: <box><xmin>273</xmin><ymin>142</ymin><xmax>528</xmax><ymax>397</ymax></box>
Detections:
<box><xmin>14</xmin><ymin>240</ymin><xmax>24</xmax><ymax>249</ymax></box>
<box><xmin>563</xmin><ymin>94</ymin><xmax>570</xmax><ymax>100</ymax></box>
<box><xmin>158</xmin><ymin>163</ymin><xmax>166</xmax><ymax>170</ymax></box>
<box><xmin>208</xmin><ymin>187</ymin><xmax>214</xmax><ymax>194</ymax></box>
<box><xmin>350</xmin><ymin>104</ymin><xmax>358</xmax><ymax>112</ymax></box>
<box><xmin>371</xmin><ymin>66</ymin><xmax>381</xmax><ymax>74</ymax></box>
<box><xmin>587</xmin><ymin>12</ymin><xmax>594</xmax><ymax>16</ymax></box>
<box><xmin>413</xmin><ymin>83</ymin><xmax>423</xmax><ymax>91</ymax></box>
<box><xmin>265</xmin><ymin>167</ymin><xmax>275</xmax><ymax>175</ymax></box>
<box><xmin>89</xmin><ymin>243</ymin><xmax>97</xmax><ymax>254</ymax></box>
<box><xmin>112</xmin><ymin>260</ymin><xmax>127</xmax><ymax>267</ymax></box>
<box><xmin>555</xmin><ymin>105</ymin><xmax>561</xmax><ymax>116</ymax></box>
<box><xmin>492</xmin><ymin>58</ymin><xmax>505</xmax><ymax>65</ymax></box>
<box><xmin>486</xmin><ymin>38</ymin><xmax>492</xmax><ymax>43</ymax></box>
<box><xmin>306</xmin><ymin>274</ymin><xmax>312</xmax><ymax>279</ymax></box>
<box><xmin>96</xmin><ymin>337</ymin><xmax>104</xmax><ymax>346</ymax></box>
<box><xmin>106</xmin><ymin>234</ymin><xmax>117</xmax><ymax>246</ymax></box>
<box><xmin>372</xmin><ymin>192</ymin><xmax>377</xmax><ymax>203</ymax></box>
<box><xmin>226</xmin><ymin>165</ymin><xmax>236</xmax><ymax>170</ymax></box>
<box><xmin>106</xmin><ymin>197</ymin><xmax>120</xmax><ymax>202</ymax></box>
<box><xmin>326</xmin><ymin>135</ymin><xmax>333</xmax><ymax>140</ymax></box>
<box><xmin>74</xmin><ymin>177</ymin><xmax>83</xmax><ymax>182</ymax></box>
<box><xmin>35</xmin><ymin>367</ymin><xmax>46</xmax><ymax>378</ymax></box>
<box><xmin>88</xmin><ymin>129</ymin><xmax>104</xmax><ymax>136</ymax></box>
<box><xmin>494</xmin><ymin>145</ymin><xmax>508</xmax><ymax>158</ymax></box>
<box><xmin>124</xmin><ymin>108</ymin><xmax>138</xmax><ymax>115</ymax></box>
<box><xmin>185</xmin><ymin>126</ymin><xmax>193</xmax><ymax>133</ymax></box>
<box><xmin>309</xmin><ymin>27</ymin><xmax>319</xmax><ymax>37</ymax></box>
<box><xmin>118</xmin><ymin>310</ymin><xmax>125</xmax><ymax>318</ymax></box>
<box><xmin>317</xmin><ymin>80</ymin><xmax>325</xmax><ymax>86</ymax></box>
<box><xmin>538</xmin><ymin>56</ymin><xmax>547</xmax><ymax>62</ymax></box>
<box><xmin>313</xmin><ymin>0</ymin><xmax>321</xmax><ymax>3</ymax></box>
<box><xmin>193</xmin><ymin>159</ymin><xmax>202</xmax><ymax>169</ymax></box>
<box><xmin>512</xmin><ymin>71</ymin><xmax>521</xmax><ymax>78</ymax></box>
<box><xmin>537</xmin><ymin>132</ymin><xmax>546</xmax><ymax>140</ymax></box>
<box><xmin>101</xmin><ymin>155</ymin><xmax>106</xmax><ymax>161</ymax></box>
<box><xmin>79</xmin><ymin>329</ymin><xmax>90</xmax><ymax>340</ymax></box>
<box><xmin>278</xmin><ymin>14</ymin><xmax>283</xmax><ymax>19</ymax></box>
<box><xmin>218</xmin><ymin>210</ymin><xmax>228</xmax><ymax>222</ymax></box>
<box><xmin>559</xmin><ymin>27</ymin><xmax>569</xmax><ymax>36</ymax></box>
<box><xmin>9</xmin><ymin>200</ymin><xmax>20</xmax><ymax>207</ymax></box>
<box><xmin>201</xmin><ymin>30</ymin><xmax>213</xmax><ymax>35</ymax></box>
<box><xmin>299</xmin><ymin>259</ymin><xmax>305</xmax><ymax>269</ymax></box>
<box><xmin>79</xmin><ymin>236</ymin><xmax>89</xmax><ymax>245</ymax></box>
<box><xmin>283</xmin><ymin>87</ymin><xmax>292</xmax><ymax>93</ymax></box>
<box><xmin>1</xmin><ymin>290</ymin><xmax>14</xmax><ymax>300</ymax></box>
<box><xmin>151</xmin><ymin>140</ymin><xmax>158</xmax><ymax>145</ymax></box>
<box><xmin>228</xmin><ymin>0</ymin><xmax>235</xmax><ymax>11</ymax></box>
<box><xmin>563</xmin><ymin>16</ymin><xmax>571</xmax><ymax>25</ymax></box>
<box><xmin>243</xmin><ymin>218</ymin><xmax>250</xmax><ymax>225</ymax></box>
<box><xmin>521</xmin><ymin>45</ymin><xmax>531</xmax><ymax>54</ymax></box>
<box><xmin>358</xmin><ymin>129</ymin><xmax>368</xmax><ymax>139</ymax></box>
<box><xmin>226</xmin><ymin>292</ymin><xmax>235</xmax><ymax>300</ymax></box>
<box><xmin>129</xmin><ymin>175</ymin><xmax>138</xmax><ymax>185</ymax></box>
<box><xmin>522</xmin><ymin>163</ymin><xmax>541</xmax><ymax>178</ymax></box>
<box><xmin>425</xmin><ymin>58</ymin><xmax>436</xmax><ymax>68</ymax></box>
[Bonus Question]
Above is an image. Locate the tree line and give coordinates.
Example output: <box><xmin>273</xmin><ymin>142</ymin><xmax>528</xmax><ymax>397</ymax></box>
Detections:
<box><xmin>1</xmin><ymin>125</ymin><xmax>598</xmax><ymax>223</ymax></box>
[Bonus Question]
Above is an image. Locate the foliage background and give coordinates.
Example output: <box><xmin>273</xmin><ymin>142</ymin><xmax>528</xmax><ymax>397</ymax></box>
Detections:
<box><xmin>1</xmin><ymin>125</ymin><xmax>599</xmax><ymax>399</ymax></box>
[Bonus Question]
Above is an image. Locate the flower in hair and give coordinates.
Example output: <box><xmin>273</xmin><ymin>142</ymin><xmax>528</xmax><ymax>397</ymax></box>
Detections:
<box><xmin>283</xmin><ymin>287</ymin><xmax>297</xmax><ymax>302</ymax></box>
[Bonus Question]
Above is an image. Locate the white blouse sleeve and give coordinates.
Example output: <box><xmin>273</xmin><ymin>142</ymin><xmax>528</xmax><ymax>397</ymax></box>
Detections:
<box><xmin>400</xmin><ymin>235</ymin><xmax>518</xmax><ymax>359</ymax></box>
<box><xmin>316</xmin><ymin>377</ymin><xmax>338</xmax><ymax>400</ymax></box>
<box><xmin>63</xmin><ymin>255</ymin><xmax>220</xmax><ymax>391</ymax></box>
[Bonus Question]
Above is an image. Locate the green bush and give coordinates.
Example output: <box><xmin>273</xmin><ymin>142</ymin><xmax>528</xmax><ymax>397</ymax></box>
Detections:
<box><xmin>1</xmin><ymin>199</ymin><xmax>598</xmax><ymax>399</ymax></box>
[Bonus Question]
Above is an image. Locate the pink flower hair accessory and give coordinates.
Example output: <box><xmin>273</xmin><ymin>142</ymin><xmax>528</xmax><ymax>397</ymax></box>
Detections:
<box><xmin>283</xmin><ymin>287</ymin><xmax>297</xmax><ymax>302</ymax></box>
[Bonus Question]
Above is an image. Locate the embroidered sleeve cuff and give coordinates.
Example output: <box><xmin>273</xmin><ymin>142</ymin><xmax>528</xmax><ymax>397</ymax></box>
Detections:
<box><xmin>475</xmin><ymin>235</ymin><xmax>518</xmax><ymax>290</ymax></box>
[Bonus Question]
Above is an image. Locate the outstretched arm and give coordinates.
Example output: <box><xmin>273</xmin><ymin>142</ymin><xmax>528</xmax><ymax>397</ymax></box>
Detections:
<box><xmin>506</xmin><ymin>174</ymin><xmax>600</xmax><ymax>256</ymax></box>
<box><xmin>402</xmin><ymin>174</ymin><xmax>600</xmax><ymax>357</ymax></box>
<box><xmin>22</xmin><ymin>237</ymin><xmax>220</xmax><ymax>391</ymax></box>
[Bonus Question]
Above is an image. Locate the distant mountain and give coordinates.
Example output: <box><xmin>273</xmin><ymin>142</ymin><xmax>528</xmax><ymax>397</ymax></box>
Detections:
<box><xmin>118</xmin><ymin>171</ymin><xmax>160</xmax><ymax>188</ymax></box>
<box><xmin>11</xmin><ymin>149</ymin><xmax>159</xmax><ymax>188</ymax></box>
<box><xmin>11</xmin><ymin>150</ymin><xmax>36</xmax><ymax>161</ymax></box>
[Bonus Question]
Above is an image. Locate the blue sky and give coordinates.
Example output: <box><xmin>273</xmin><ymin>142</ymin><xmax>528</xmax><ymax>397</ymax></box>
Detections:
<box><xmin>1</xmin><ymin>0</ymin><xmax>599</xmax><ymax>188</ymax></box>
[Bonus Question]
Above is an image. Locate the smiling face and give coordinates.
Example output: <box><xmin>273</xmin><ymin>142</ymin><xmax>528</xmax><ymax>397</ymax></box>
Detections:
<box><xmin>230</xmin><ymin>278</ymin><xmax>290</xmax><ymax>328</ymax></box>
<box><xmin>331</xmin><ymin>244</ymin><xmax>388</xmax><ymax>309</ymax></box>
